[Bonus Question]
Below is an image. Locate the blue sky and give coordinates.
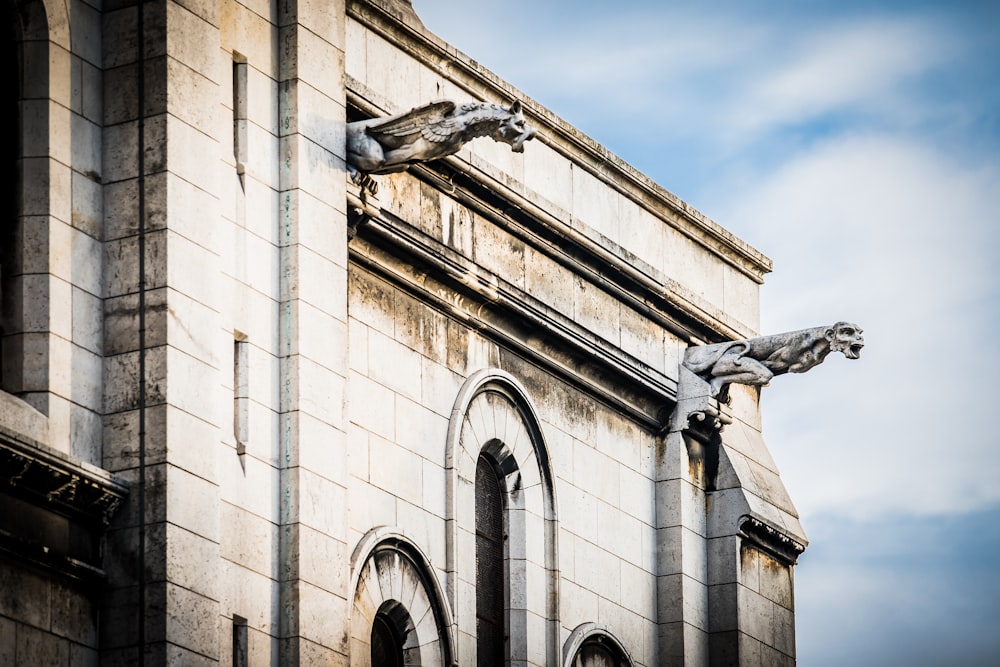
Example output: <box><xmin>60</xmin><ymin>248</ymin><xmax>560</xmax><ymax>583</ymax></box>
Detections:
<box><xmin>414</xmin><ymin>1</ymin><xmax>1000</xmax><ymax>664</ymax></box>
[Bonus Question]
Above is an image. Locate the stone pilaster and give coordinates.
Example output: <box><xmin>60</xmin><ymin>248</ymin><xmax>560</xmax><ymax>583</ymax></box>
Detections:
<box><xmin>276</xmin><ymin>0</ymin><xmax>351</xmax><ymax>662</ymax></box>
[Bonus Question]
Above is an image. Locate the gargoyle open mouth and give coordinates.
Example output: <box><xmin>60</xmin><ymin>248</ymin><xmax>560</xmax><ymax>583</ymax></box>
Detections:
<box><xmin>845</xmin><ymin>342</ymin><xmax>864</xmax><ymax>359</ymax></box>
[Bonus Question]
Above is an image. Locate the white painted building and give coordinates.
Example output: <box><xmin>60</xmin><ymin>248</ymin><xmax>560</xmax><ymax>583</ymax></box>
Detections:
<box><xmin>1</xmin><ymin>1</ymin><xmax>807</xmax><ymax>665</ymax></box>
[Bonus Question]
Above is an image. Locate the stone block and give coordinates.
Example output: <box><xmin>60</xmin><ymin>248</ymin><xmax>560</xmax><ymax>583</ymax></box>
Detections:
<box><xmin>472</xmin><ymin>214</ymin><xmax>526</xmax><ymax>290</ymax></box>
<box><xmin>620</xmin><ymin>305</ymin><xmax>667</xmax><ymax>376</ymax></box>
<box><xmin>655</xmin><ymin>477</ymin><xmax>706</xmax><ymax>536</ymax></box>
<box><xmin>0</xmin><ymin>619</ymin><xmax>14</xmax><ymax>667</ymax></box>
<box><xmin>102</xmin><ymin>118</ymin><xmax>149</xmax><ymax>186</ymax></box>
<box><xmin>69</xmin><ymin>402</ymin><xmax>102</xmax><ymax>464</ymax></box>
<box><xmin>348</xmin><ymin>268</ymin><xmax>396</xmax><ymax>333</ymax></box>
<box><xmin>573</xmin><ymin>275</ymin><xmax>621</xmax><ymax>348</ymax></box>
<box><xmin>573</xmin><ymin>538</ymin><xmax>620</xmax><ymax>604</ymax></box>
<box><xmin>571</xmin><ymin>167</ymin><xmax>620</xmax><ymax>243</ymax></box>
<box><xmin>248</xmin><ymin>66</ymin><xmax>279</xmax><ymax>138</ymax></box>
<box><xmin>347</xmin><ymin>423</ymin><xmax>370</xmax><ymax>482</ymax></box>
<box><xmin>79</xmin><ymin>56</ymin><xmax>103</xmax><ymax>125</ymax></box>
<box><xmin>347</xmin><ymin>482</ymin><xmax>397</xmax><ymax>537</ymax></box>
<box><xmin>299</xmin><ymin>468</ymin><xmax>347</xmax><ymax>537</ymax></box>
<box><xmin>163</xmin><ymin>642</ymin><xmax>219</xmax><ymax>667</ymax></box>
<box><xmin>419</xmin><ymin>356</ymin><xmax>462</xmax><ymax>419</ymax></box>
<box><xmin>619</xmin><ymin>464</ymin><xmax>654</xmax><ymax>524</ymax></box>
<box><xmin>597</xmin><ymin>501</ymin><xmax>643</xmax><ymax>567</ymax></box>
<box><xmin>296</xmin><ymin>82</ymin><xmax>346</xmax><ymax>159</ymax></box>
<box><xmin>758</xmin><ymin>552</ymin><xmax>792</xmax><ymax>609</ymax></box>
<box><xmin>621</xmin><ymin>559</ymin><xmax>656</xmax><ymax>621</ymax></box>
<box><xmin>421</xmin><ymin>458</ymin><xmax>446</xmax><ymax>519</ymax></box>
<box><xmin>247</xmin><ymin>122</ymin><xmax>281</xmax><ymax>191</ymax></box>
<box><xmin>707</xmin><ymin>535</ymin><xmax>739</xmax><ymax>586</ymax></box>
<box><xmin>348</xmin><ymin>319</ymin><xmax>369</xmax><ymax>375</ymax></box>
<box><xmin>294</xmin><ymin>189</ymin><xmax>345</xmax><ymax>267</ymax></box>
<box><xmin>0</xmin><ymin>562</ymin><xmax>51</xmax><ymax>628</ymax></box>
<box><xmin>297</xmin><ymin>414</ymin><xmax>347</xmax><ymax>484</ymax></box>
<box><xmin>523</xmin><ymin>142</ymin><xmax>573</xmax><ymax>215</ymax></box>
<box><xmin>297</xmin><ymin>524</ymin><xmax>349</xmax><ymax>596</ymax></box>
<box><xmin>220</xmin><ymin>502</ymin><xmax>278</xmax><ymax>579</ymax></box>
<box><xmin>572</xmin><ymin>440</ymin><xmax>619</xmax><ymax>506</ymax></box>
<box><xmin>392</xmin><ymin>294</ymin><xmax>448</xmax><ymax>363</ymax></box>
<box><xmin>396</xmin><ymin>395</ymin><xmax>449</xmax><ymax>466</ymax></box>
<box><xmin>618</xmin><ymin>199</ymin><xmax>666</xmax><ymax>281</ymax></box>
<box><xmin>71</xmin><ymin>113</ymin><xmax>101</xmax><ymax>181</ymax></box>
<box><xmin>368</xmin><ymin>434</ymin><xmax>422</xmax><ymax>507</ymax></box>
<box><xmin>296</xmin><ymin>302</ymin><xmax>347</xmax><ymax>374</ymax></box>
<box><xmin>738</xmin><ymin>587</ymin><xmax>775</xmax><ymax>647</ymax></box>
<box><xmin>15</xmin><ymin>623</ymin><xmax>69</xmax><ymax>665</ymax></box>
<box><xmin>152</xmin><ymin>581</ymin><xmax>220</xmax><ymax>659</ymax></box>
<box><xmin>297</xmin><ymin>580</ymin><xmax>348</xmax><ymax>650</ymax></box>
<box><xmin>557</xmin><ymin>485</ymin><xmax>598</xmax><ymax>545</ymax></box>
<box><xmin>349</xmin><ymin>373</ymin><xmax>395</xmax><ymax>440</ymax></box>
<box><xmin>361</xmin><ymin>30</ymin><xmax>422</xmax><ymax>111</ymax></box>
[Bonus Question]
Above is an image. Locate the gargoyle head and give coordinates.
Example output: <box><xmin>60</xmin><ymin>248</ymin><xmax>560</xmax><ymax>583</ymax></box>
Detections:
<box><xmin>827</xmin><ymin>322</ymin><xmax>865</xmax><ymax>359</ymax></box>
<box><xmin>495</xmin><ymin>100</ymin><xmax>537</xmax><ymax>153</ymax></box>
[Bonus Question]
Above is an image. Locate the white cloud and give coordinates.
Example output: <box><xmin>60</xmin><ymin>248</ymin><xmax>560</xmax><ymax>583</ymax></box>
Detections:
<box><xmin>715</xmin><ymin>135</ymin><xmax>1000</xmax><ymax>519</ymax></box>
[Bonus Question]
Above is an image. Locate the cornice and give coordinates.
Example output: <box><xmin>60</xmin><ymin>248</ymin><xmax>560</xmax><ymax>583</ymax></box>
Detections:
<box><xmin>349</xmin><ymin>208</ymin><xmax>678</xmax><ymax>430</ymax></box>
<box><xmin>739</xmin><ymin>515</ymin><xmax>806</xmax><ymax>566</ymax></box>
<box><xmin>346</xmin><ymin>84</ymin><xmax>755</xmax><ymax>344</ymax></box>
<box><xmin>0</xmin><ymin>429</ymin><xmax>128</xmax><ymax>528</ymax></box>
<box><xmin>0</xmin><ymin>426</ymin><xmax>129</xmax><ymax>584</ymax></box>
<box><xmin>347</xmin><ymin>0</ymin><xmax>773</xmax><ymax>286</ymax></box>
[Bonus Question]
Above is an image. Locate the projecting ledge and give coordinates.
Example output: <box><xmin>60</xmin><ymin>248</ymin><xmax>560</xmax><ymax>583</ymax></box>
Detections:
<box><xmin>0</xmin><ymin>428</ymin><xmax>129</xmax><ymax>585</ymax></box>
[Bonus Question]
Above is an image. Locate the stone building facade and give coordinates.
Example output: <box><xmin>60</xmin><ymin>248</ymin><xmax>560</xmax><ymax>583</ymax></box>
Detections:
<box><xmin>1</xmin><ymin>0</ymin><xmax>810</xmax><ymax>665</ymax></box>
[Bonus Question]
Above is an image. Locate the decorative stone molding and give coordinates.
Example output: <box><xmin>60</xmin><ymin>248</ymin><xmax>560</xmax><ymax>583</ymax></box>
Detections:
<box><xmin>739</xmin><ymin>515</ymin><xmax>807</xmax><ymax>566</ymax></box>
<box><xmin>0</xmin><ymin>432</ymin><xmax>129</xmax><ymax>584</ymax></box>
<box><xmin>347</xmin><ymin>99</ymin><xmax>537</xmax><ymax>182</ymax></box>
<box><xmin>445</xmin><ymin>369</ymin><xmax>560</xmax><ymax>665</ymax></box>
<box><xmin>562</xmin><ymin>623</ymin><xmax>635</xmax><ymax>667</ymax></box>
<box><xmin>347</xmin><ymin>528</ymin><xmax>457</xmax><ymax>666</ymax></box>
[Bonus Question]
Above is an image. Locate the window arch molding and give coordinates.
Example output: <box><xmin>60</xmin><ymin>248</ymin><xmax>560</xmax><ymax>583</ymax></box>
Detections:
<box><xmin>445</xmin><ymin>368</ymin><xmax>560</xmax><ymax>665</ymax></box>
<box><xmin>348</xmin><ymin>528</ymin><xmax>457</xmax><ymax>666</ymax></box>
<box><xmin>563</xmin><ymin>623</ymin><xmax>635</xmax><ymax>667</ymax></box>
<box><xmin>3</xmin><ymin>0</ymin><xmax>75</xmax><ymax>417</ymax></box>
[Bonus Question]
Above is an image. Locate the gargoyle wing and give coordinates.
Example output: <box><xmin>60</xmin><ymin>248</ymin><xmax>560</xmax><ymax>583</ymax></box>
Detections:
<box><xmin>365</xmin><ymin>100</ymin><xmax>458</xmax><ymax>146</ymax></box>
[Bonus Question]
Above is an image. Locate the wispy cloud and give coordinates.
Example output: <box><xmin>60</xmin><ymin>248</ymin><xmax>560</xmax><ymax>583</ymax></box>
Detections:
<box><xmin>718</xmin><ymin>134</ymin><xmax>1000</xmax><ymax>519</ymax></box>
<box><xmin>415</xmin><ymin>0</ymin><xmax>1000</xmax><ymax>660</ymax></box>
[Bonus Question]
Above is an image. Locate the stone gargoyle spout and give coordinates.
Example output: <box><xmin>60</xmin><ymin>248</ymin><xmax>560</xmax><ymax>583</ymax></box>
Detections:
<box><xmin>346</xmin><ymin>99</ymin><xmax>537</xmax><ymax>177</ymax></box>
<box><xmin>683</xmin><ymin>322</ymin><xmax>864</xmax><ymax>398</ymax></box>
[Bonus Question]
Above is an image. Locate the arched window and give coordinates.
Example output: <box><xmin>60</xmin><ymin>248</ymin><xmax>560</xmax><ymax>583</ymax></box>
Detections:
<box><xmin>371</xmin><ymin>601</ymin><xmax>412</xmax><ymax>667</ymax></box>
<box><xmin>446</xmin><ymin>369</ymin><xmax>560</xmax><ymax>665</ymax></box>
<box><xmin>1</xmin><ymin>0</ymin><xmax>22</xmax><ymax>394</ymax></box>
<box><xmin>348</xmin><ymin>530</ymin><xmax>455</xmax><ymax>666</ymax></box>
<box><xmin>563</xmin><ymin>624</ymin><xmax>634</xmax><ymax>667</ymax></box>
<box><xmin>475</xmin><ymin>453</ymin><xmax>506</xmax><ymax>666</ymax></box>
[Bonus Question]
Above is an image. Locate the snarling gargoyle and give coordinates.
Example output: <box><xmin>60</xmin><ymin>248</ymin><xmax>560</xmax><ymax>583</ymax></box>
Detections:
<box><xmin>683</xmin><ymin>322</ymin><xmax>865</xmax><ymax>398</ymax></box>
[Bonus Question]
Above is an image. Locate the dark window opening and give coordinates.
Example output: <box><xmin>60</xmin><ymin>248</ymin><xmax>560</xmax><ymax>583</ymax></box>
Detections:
<box><xmin>476</xmin><ymin>453</ymin><xmax>505</xmax><ymax>666</ymax></box>
<box><xmin>1</xmin><ymin>0</ymin><xmax>22</xmax><ymax>395</ymax></box>
<box><xmin>371</xmin><ymin>609</ymin><xmax>405</xmax><ymax>667</ymax></box>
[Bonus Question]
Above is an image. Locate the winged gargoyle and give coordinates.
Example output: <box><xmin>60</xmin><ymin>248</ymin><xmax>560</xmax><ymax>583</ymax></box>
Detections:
<box><xmin>347</xmin><ymin>99</ymin><xmax>537</xmax><ymax>182</ymax></box>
